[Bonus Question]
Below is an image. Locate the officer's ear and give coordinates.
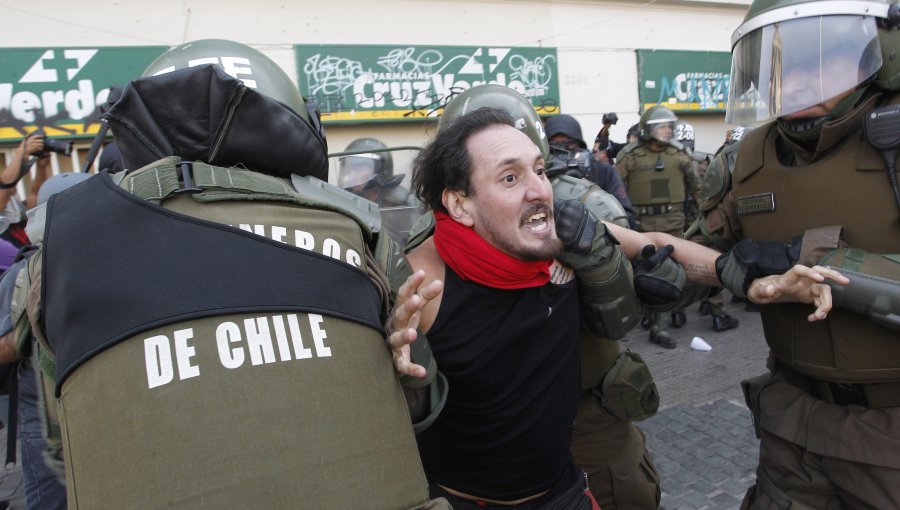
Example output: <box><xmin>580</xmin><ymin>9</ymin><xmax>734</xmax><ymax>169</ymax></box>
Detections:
<box><xmin>442</xmin><ymin>188</ymin><xmax>474</xmax><ymax>227</ymax></box>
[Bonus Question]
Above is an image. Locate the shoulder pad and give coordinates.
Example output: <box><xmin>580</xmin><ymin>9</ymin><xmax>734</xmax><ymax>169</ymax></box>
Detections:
<box><xmin>698</xmin><ymin>149</ymin><xmax>732</xmax><ymax>212</ymax></box>
<box><xmin>722</xmin><ymin>139</ymin><xmax>742</xmax><ymax>176</ymax></box>
<box><xmin>404</xmin><ymin>212</ymin><xmax>435</xmax><ymax>253</ymax></box>
<box><xmin>617</xmin><ymin>141</ymin><xmax>640</xmax><ymax>157</ymax></box>
<box><xmin>691</xmin><ymin>150</ymin><xmax>712</xmax><ymax>164</ymax></box>
<box><xmin>290</xmin><ymin>175</ymin><xmax>382</xmax><ymax>240</ymax></box>
<box><xmin>732</xmin><ymin>122</ymin><xmax>773</xmax><ymax>182</ymax></box>
<box><xmin>551</xmin><ymin>174</ymin><xmax>628</xmax><ymax>227</ymax></box>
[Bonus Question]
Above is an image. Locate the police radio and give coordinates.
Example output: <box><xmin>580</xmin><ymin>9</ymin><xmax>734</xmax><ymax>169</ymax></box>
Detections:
<box><xmin>864</xmin><ymin>104</ymin><xmax>900</xmax><ymax>213</ymax></box>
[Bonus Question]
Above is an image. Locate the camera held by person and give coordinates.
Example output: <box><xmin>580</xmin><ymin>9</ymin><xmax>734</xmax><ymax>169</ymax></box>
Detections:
<box><xmin>30</xmin><ymin>129</ymin><xmax>73</xmax><ymax>158</ymax></box>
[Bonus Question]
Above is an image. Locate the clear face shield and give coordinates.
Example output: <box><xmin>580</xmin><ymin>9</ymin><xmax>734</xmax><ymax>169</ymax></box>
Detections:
<box><xmin>647</xmin><ymin>121</ymin><xmax>674</xmax><ymax>143</ymax></box>
<box><xmin>338</xmin><ymin>154</ymin><xmax>379</xmax><ymax>190</ymax></box>
<box><xmin>330</xmin><ymin>147</ymin><xmax>424</xmax><ymax>244</ymax></box>
<box><xmin>727</xmin><ymin>10</ymin><xmax>884</xmax><ymax>125</ymax></box>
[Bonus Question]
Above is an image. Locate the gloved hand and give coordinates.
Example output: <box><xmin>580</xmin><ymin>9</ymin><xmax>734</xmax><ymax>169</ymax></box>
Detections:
<box><xmin>554</xmin><ymin>199</ymin><xmax>598</xmax><ymax>255</ymax></box>
<box><xmin>632</xmin><ymin>244</ymin><xmax>686</xmax><ymax>309</ymax></box>
<box><xmin>715</xmin><ymin>239</ymin><xmax>796</xmax><ymax>298</ymax></box>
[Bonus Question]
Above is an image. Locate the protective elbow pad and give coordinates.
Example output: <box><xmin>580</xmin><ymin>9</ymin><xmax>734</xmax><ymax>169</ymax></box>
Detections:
<box><xmin>576</xmin><ymin>248</ymin><xmax>641</xmax><ymax>340</ymax></box>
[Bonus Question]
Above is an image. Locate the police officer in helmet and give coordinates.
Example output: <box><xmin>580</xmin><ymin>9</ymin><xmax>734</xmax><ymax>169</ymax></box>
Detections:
<box><xmin>26</xmin><ymin>39</ymin><xmax>449</xmax><ymax>510</ymax></box>
<box><xmin>616</xmin><ymin>105</ymin><xmax>702</xmax><ymax>348</ymax></box>
<box><xmin>704</xmin><ymin>1</ymin><xmax>900</xmax><ymax>507</ymax></box>
<box><xmin>338</xmin><ymin>137</ymin><xmax>419</xmax><ymax>208</ymax></box>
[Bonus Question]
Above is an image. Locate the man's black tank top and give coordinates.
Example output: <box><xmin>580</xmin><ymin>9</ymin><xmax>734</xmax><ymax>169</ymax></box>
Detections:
<box><xmin>417</xmin><ymin>266</ymin><xmax>581</xmax><ymax>500</ymax></box>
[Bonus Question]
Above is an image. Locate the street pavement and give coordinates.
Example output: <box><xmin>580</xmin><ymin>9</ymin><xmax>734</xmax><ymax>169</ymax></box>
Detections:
<box><xmin>626</xmin><ymin>295</ymin><xmax>769</xmax><ymax>510</ymax></box>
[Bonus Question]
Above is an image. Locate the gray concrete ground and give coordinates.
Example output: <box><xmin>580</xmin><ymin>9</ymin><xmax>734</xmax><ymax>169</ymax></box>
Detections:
<box><xmin>626</xmin><ymin>295</ymin><xmax>769</xmax><ymax>510</ymax></box>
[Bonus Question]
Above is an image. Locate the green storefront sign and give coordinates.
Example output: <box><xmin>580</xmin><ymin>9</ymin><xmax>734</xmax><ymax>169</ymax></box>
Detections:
<box><xmin>0</xmin><ymin>46</ymin><xmax>167</xmax><ymax>142</ymax></box>
<box><xmin>637</xmin><ymin>49</ymin><xmax>732</xmax><ymax>113</ymax></box>
<box><xmin>296</xmin><ymin>45</ymin><xmax>560</xmax><ymax>123</ymax></box>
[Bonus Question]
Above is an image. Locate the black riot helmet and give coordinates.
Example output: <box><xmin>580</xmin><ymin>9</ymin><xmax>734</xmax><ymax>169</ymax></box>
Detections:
<box><xmin>338</xmin><ymin>137</ymin><xmax>394</xmax><ymax>190</ymax></box>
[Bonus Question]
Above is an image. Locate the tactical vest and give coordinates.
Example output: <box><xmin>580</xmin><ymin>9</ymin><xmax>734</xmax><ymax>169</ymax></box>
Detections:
<box><xmin>623</xmin><ymin>144</ymin><xmax>688</xmax><ymax>207</ymax></box>
<box><xmin>735</xmin><ymin>114</ymin><xmax>900</xmax><ymax>383</ymax></box>
<box><xmin>40</xmin><ymin>160</ymin><xmax>432</xmax><ymax>509</ymax></box>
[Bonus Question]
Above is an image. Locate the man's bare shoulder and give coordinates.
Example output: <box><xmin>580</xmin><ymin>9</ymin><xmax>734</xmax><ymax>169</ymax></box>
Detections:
<box><xmin>407</xmin><ymin>237</ymin><xmax>442</xmax><ymax>273</ymax></box>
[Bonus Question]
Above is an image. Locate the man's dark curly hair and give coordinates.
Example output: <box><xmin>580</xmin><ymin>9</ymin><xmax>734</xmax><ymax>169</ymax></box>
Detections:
<box><xmin>412</xmin><ymin>107</ymin><xmax>515</xmax><ymax>214</ymax></box>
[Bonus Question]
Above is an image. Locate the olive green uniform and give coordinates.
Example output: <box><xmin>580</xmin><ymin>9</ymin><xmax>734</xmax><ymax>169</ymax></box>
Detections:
<box><xmin>615</xmin><ymin>142</ymin><xmax>700</xmax><ymax>236</ymax></box>
<box><xmin>27</xmin><ymin>162</ymin><xmax>447</xmax><ymax>510</ymax></box>
<box><xmin>703</xmin><ymin>93</ymin><xmax>900</xmax><ymax>509</ymax></box>
<box><xmin>571</xmin><ymin>333</ymin><xmax>662</xmax><ymax>510</ymax></box>
<box><xmin>551</xmin><ymin>175</ymin><xmax>662</xmax><ymax>509</ymax></box>
<box><xmin>617</xmin><ymin>142</ymin><xmax>701</xmax><ymax>341</ymax></box>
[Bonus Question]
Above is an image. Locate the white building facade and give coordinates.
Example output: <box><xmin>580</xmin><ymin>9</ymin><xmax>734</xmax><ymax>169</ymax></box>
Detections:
<box><xmin>0</xmin><ymin>0</ymin><xmax>750</xmax><ymax>186</ymax></box>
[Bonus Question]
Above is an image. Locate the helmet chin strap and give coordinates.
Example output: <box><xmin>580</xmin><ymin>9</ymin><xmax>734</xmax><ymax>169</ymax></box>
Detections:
<box><xmin>778</xmin><ymin>88</ymin><xmax>868</xmax><ymax>144</ymax></box>
<box><xmin>778</xmin><ymin>115</ymin><xmax>832</xmax><ymax>143</ymax></box>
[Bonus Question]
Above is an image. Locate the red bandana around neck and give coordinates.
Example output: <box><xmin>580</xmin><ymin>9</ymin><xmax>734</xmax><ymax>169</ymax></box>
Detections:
<box><xmin>432</xmin><ymin>211</ymin><xmax>551</xmax><ymax>290</ymax></box>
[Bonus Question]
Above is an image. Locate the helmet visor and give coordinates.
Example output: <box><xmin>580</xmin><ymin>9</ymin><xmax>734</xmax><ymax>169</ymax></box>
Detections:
<box><xmin>338</xmin><ymin>154</ymin><xmax>378</xmax><ymax>189</ymax></box>
<box><xmin>726</xmin><ymin>14</ymin><xmax>882</xmax><ymax>125</ymax></box>
<box><xmin>647</xmin><ymin>121</ymin><xmax>674</xmax><ymax>142</ymax></box>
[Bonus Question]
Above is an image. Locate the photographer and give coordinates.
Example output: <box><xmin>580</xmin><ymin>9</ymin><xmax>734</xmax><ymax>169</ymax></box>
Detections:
<box><xmin>0</xmin><ymin>132</ymin><xmax>52</xmax><ymax>247</ymax></box>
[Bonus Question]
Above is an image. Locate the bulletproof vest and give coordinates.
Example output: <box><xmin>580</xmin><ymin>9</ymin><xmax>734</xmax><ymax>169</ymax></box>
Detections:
<box><xmin>40</xmin><ymin>161</ymin><xmax>430</xmax><ymax>509</ymax></box>
<box><xmin>734</xmin><ymin>108</ymin><xmax>900</xmax><ymax>383</ymax></box>
<box><xmin>624</xmin><ymin>143</ymin><xmax>688</xmax><ymax>207</ymax></box>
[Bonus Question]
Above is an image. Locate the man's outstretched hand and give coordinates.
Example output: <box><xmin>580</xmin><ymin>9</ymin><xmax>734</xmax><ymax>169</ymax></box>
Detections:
<box><xmin>747</xmin><ymin>265</ymin><xmax>849</xmax><ymax>322</ymax></box>
<box><xmin>386</xmin><ymin>269</ymin><xmax>443</xmax><ymax>378</ymax></box>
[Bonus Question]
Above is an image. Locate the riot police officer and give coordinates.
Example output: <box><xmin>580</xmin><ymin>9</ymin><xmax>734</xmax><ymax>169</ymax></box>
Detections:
<box><xmin>338</xmin><ymin>137</ymin><xmax>423</xmax><ymax>243</ymax></box>
<box><xmin>24</xmin><ymin>39</ymin><xmax>449</xmax><ymax>510</ymax></box>
<box><xmin>338</xmin><ymin>137</ymin><xmax>418</xmax><ymax>208</ymax></box>
<box><xmin>616</xmin><ymin>106</ymin><xmax>701</xmax><ymax>348</ymax></box>
<box><xmin>705</xmin><ymin>1</ymin><xmax>900</xmax><ymax>507</ymax></box>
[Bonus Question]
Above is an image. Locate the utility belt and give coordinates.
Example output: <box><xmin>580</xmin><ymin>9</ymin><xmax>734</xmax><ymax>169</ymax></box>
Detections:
<box><xmin>775</xmin><ymin>363</ymin><xmax>900</xmax><ymax>409</ymax></box>
<box><xmin>634</xmin><ymin>203</ymin><xmax>683</xmax><ymax>216</ymax></box>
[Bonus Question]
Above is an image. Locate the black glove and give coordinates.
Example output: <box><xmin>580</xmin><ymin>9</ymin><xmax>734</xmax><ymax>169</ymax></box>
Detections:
<box><xmin>715</xmin><ymin>239</ymin><xmax>796</xmax><ymax>298</ymax></box>
<box><xmin>554</xmin><ymin>199</ymin><xmax>598</xmax><ymax>255</ymax></box>
<box><xmin>632</xmin><ymin>244</ymin><xmax>686</xmax><ymax>307</ymax></box>
<box><xmin>602</xmin><ymin>112</ymin><xmax>619</xmax><ymax>125</ymax></box>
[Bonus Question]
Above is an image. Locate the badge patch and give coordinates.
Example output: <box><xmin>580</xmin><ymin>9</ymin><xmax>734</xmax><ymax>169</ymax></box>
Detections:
<box><xmin>736</xmin><ymin>192</ymin><xmax>775</xmax><ymax>216</ymax></box>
